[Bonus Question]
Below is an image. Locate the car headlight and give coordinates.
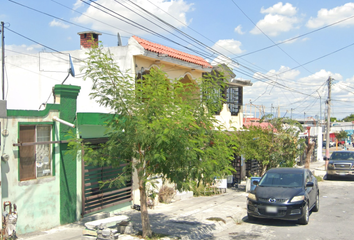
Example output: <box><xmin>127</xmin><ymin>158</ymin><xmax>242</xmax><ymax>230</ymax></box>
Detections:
<box><xmin>328</xmin><ymin>163</ymin><xmax>334</xmax><ymax>169</ymax></box>
<box><xmin>248</xmin><ymin>193</ymin><xmax>256</xmax><ymax>201</ymax></box>
<box><xmin>290</xmin><ymin>195</ymin><xmax>305</xmax><ymax>203</ymax></box>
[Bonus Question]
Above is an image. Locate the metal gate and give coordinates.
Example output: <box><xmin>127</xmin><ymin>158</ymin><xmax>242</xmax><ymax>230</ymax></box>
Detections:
<box><xmin>81</xmin><ymin>139</ymin><xmax>132</xmax><ymax>215</ymax></box>
<box><xmin>82</xmin><ymin>164</ymin><xmax>132</xmax><ymax>215</ymax></box>
<box><xmin>231</xmin><ymin>155</ymin><xmax>242</xmax><ymax>184</ymax></box>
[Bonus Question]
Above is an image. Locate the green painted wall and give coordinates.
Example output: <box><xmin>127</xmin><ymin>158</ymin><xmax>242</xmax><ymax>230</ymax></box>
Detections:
<box><xmin>53</xmin><ymin>85</ymin><xmax>81</xmax><ymax>225</ymax></box>
<box><xmin>7</xmin><ymin>104</ymin><xmax>60</xmax><ymax>117</ymax></box>
<box><xmin>77</xmin><ymin>112</ymin><xmax>112</xmax><ymax>125</ymax></box>
<box><xmin>1</xmin><ymin>114</ymin><xmax>61</xmax><ymax>234</ymax></box>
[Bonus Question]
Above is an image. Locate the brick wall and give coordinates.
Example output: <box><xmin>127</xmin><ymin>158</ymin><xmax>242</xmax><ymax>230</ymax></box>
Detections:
<box><xmin>80</xmin><ymin>33</ymin><xmax>99</xmax><ymax>48</ymax></box>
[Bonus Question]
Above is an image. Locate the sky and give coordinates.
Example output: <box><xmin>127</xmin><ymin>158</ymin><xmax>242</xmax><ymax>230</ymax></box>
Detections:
<box><xmin>2</xmin><ymin>0</ymin><xmax>354</xmax><ymax>120</ymax></box>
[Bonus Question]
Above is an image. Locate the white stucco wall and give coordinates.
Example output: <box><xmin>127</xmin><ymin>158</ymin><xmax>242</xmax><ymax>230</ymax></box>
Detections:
<box><xmin>3</xmin><ymin>41</ymin><xmax>144</xmax><ymax>113</ymax></box>
<box><xmin>214</xmin><ymin>104</ymin><xmax>244</xmax><ymax>130</ymax></box>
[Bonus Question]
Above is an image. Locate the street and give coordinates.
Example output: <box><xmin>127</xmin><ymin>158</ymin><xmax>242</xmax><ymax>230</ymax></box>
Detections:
<box><xmin>18</xmin><ymin>161</ymin><xmax>354</xmax><ymax>240</ymax></box>
<box><xmin>213</xmin><ymin>178</ymin><xmax>354</xmax><ymax>240</ymax></box>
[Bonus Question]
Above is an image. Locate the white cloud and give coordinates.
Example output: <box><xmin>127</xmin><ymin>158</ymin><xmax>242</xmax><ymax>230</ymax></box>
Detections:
<box><xmin>5</xmin><ymin>44</ymin><xmax>43</xmax><ymax>56</ymax></box>
<box><xmin>73</xmin><ymin>0</ymin><xmax>84</xmax><ymax>10</ymax></box>
<box><xmin>345</xmin><ymin>75</ymin><xmax>354</xmax><ymax>83</ymax></box>
<box><xmin>306</xmin><ymin>3</ymin><xmax>354</xmax><ymax>28</ymax></box>
<box><xmin>49</xmin><ymin>19</ymin><xmax>70</xmax><ymax>29</ymax></box>
<box><xmin>253</xmin><ymin>66</ymin><xmax>300</xmax><ymax>82</ymax></box>
<box><xmin>244</xmin><ymin>69</ymin><xmax>350</xmax><ymax>119</ymax></box>
<box><xmin>250</xmin><ymin>14</ymin><xmax>299</xmax><ymax>36</ymax></box>
<box><xmin>279</xmin><ymin>36</ymin><xmax>298</xmax><ymax>44</ymax></box>
<box><xmin>251</xmin><ymin>2</ymin><xmax>299</xmax><ymax>36</ymax></box>
<box><xmin>211</xmin><ymin>39</ymin><xmax>244</xmax><ymax>56</ymax></box>
<box><xmin>75</xmin><ymin>0</ymin><xmax>193</xmax><ymax>36</ymax></box>
<box><xmin>234</xmin><ymin>25</ymin><xmax>245</xmax><ymax>35</ymax></box>
<box><xmin>211</xmin><ymin>55</ymin><xmax>239</xmax><ymax>69</ymax></box>
<box><xmin>261</xmin><ymin>2</ymin><xmax>297</xmax><ymax>16</ymax></box>
<box><xmin>298</xmin><ymin>69</ymin><xmax>342</xmax><ymax>83</ymax></box>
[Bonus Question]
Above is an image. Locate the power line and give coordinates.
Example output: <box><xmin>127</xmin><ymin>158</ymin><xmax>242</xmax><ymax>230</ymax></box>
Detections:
<box><xmin>8</xmin><ymin>0</ymin><xmax>118</xmax><ymax>37</ymax></box>
<box><xmin>6</xmin><ymin>1</ymin><xmax>344</xmax><ymax>103</ymax></box>
<box><xmin>50</xmin><ymin>0</ymin><xmax>131</xmax><ymax>38</ymax></box>
<box><xmin>278</xmin><ymin>41</ymin><xmax>354</xmax><ymax>75</ymax></box>
<box><xmin>87</xmin><ymin>0</ymin><xmax>320</xmax><ymax>96</ymax></box>
<box><xmin>230</xmin><ymin>0</ymin><xmax>313</xmax><ymax>75</ymax></box>
<box><xmin>9</xmin><ymin>0</ymin><xmax>325</xmax><ymax>96</ymax></box>
<box><xmin>233</xmin><ymin>13</ymin><xmax>354</xmax><ymax>59</ymax></box>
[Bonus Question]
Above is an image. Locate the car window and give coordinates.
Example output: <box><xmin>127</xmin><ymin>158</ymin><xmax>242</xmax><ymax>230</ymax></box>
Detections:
<box><xmin>258</xmin><ymin>172</ymin><xmax>304</xmax><ymax>187</ymax></box>
<box><xmin>306</xmin><ymin>171</ymin><xmax>311</xmax><ymax>183</ymax></box>
<box><xmin>330</xmin><ymin>152</ymin><xmax>354</xmax><ymax>160</ymax></box>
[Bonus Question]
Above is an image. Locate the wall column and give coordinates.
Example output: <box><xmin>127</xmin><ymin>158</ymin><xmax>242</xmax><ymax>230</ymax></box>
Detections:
<box><xmin>53</xmin><ymin>84</ymin><xmax>81</xmax><ymax>224</ymax></box>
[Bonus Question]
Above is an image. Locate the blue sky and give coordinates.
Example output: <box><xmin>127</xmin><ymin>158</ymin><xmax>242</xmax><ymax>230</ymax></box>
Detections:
<box><xmin>2</xmin><ymin>0</ymin><xmax>354</xmax><ymax>120</ymax></box>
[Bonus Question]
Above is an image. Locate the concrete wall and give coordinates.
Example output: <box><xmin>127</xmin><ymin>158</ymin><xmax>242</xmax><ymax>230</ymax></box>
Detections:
<box><xmin>1</xmin><ymin>109</ymin><xmax>61</xmax><ymax>234</ymax></box>
<box><xmin>214</xmin><ymin>104</ymin><xmax>244</xmax><ymax>130</ymax></box>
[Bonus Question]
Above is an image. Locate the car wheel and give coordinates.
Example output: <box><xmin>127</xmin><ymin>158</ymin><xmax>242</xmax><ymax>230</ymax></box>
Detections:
<box><xmin>247</xmin><ymin>213</ymin><xmax>256</xmax><ymax>221</ymax></box>
<box><xmin>312</xmin><ymin>193</ymin><xmax>319</xmax><ymax>212</ymax></box>
<box><xmin>298</xmin><ymin>203</ymin><xmax>309</xmax><ymax>225</ymax></box>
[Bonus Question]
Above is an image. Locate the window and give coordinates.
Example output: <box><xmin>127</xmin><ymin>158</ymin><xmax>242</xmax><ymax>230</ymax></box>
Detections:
<box><xmin>19</xmin><ymin>125</ymin><xmax>52</xmax><ymax>181</ymax></box>
<box><xmin>226</xmin><ymin>86</ymin><xmax>242</xmax><ymax>116</ymax></box>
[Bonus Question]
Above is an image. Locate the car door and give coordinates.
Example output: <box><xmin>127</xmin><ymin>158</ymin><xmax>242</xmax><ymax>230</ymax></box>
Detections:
<box><xmin>305</xmin><ymin>170</ymin><xmax>316</xmax><ymax>207</ymax></box>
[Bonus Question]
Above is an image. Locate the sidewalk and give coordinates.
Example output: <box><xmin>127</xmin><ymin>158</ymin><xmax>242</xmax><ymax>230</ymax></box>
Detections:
<box><xmin>17</xmin><ymin>161</ymin><xmax>328</xmax><ymax>240</ymax></box>
<box><xmin>18</xmin><ymin>189</ymin><xmax>248</xmax><ymax>240</ymax></box>
<box><xmin>296</xmin><ymin>160</ymin><xmax>327</xmax><ymax>178</ymax></box>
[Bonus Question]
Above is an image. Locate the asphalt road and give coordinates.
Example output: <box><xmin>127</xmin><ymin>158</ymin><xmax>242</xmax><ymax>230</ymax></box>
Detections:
<box><xmin>212</xmin><ymin>177</ymin><xmax>354</xmax><ymax>240</ymax></box>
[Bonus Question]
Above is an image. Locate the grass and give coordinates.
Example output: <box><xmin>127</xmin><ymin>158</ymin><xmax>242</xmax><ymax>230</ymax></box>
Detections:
<box><xmin>227</xmin><ymin>215</ymin><xmax>243</xmax><ymax>225</ymax></box>
<box><xmin>315</xmin><ymin>175</ymin><xmax>323</xmax><ymax>182</ymax></box>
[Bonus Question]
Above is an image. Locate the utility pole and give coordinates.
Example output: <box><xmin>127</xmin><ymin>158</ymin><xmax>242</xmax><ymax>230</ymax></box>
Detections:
<box><xmin>1</xmin><ymin>21</ymin><xmax>4</xmax><ymax>100</ymax></box>
<box><xmin>316</xmin><ymin>90</ymin><xmax>322</xmax><ymax>123</ymax></box>
<box><xmin>277</xmin><ymin>106</ymin><xmax>280</xmax><ymax>118</ymax></box>
<box><xmin>325</xmin><ymin>76</ymin><xmax>332</xmax><ymax>168</ymax></box>
<box><xmin>291</xmin><ymin>108</ymin><xmax>294</xmax><ymax>119</ymax></box>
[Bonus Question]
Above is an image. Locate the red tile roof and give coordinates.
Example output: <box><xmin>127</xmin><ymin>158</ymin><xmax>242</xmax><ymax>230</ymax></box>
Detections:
<box><xmin>133</xmin><ymin>36</ymin><xmax>212</xmax><ymax>68</ymax></box>
<box><xmin>243</xmin><ymin>121</ymin><xmax>277</xmax><ymax>132</ymax></box>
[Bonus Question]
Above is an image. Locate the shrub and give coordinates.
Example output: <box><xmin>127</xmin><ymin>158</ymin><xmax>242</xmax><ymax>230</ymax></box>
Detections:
<box><xmin>191</xmin><ymin>181</ymin><xmax>221</xmax><ymax>197</ymax></box>
<box><xmin>158</xmin><ymin>186</ymin><xmax>175</xmax><ymax>203</ymax></box>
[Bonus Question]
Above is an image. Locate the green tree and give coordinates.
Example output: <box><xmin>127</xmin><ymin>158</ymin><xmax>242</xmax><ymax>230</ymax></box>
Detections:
<box><xmin>342</xmin><ymin>114</ymin><xmax>354</xmax><ymax>122</ymax></box>
<box><xmin>335</xmin><ymin>130</ymin><xmax>348</xmax><ymax>143</ymax></box>
<box><xmin>76</xmin><ymin>44</ymin><xmax>235</xmax><ymax>237</ymax></box>
<box><xmin>237</xmin><ymin>116</ymin><xmax>305</xmax><ymax>174</ymax></box>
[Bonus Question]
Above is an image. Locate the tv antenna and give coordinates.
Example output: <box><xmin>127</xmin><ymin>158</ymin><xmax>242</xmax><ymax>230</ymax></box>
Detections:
<box><xmin>62</xmin><ymin>54</ymin><xmax>76</xmax><ymax>84</ymax></box>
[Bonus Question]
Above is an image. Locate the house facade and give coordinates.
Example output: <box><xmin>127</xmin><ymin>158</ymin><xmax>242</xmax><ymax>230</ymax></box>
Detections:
<box><xmin>1</xmin><ymin>31</ymin><xmax>251</xmax><ymax>234</ymax></box>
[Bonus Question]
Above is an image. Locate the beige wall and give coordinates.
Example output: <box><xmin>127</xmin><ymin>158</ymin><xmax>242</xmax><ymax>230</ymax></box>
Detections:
<box><xmin>214</xmin><ymin>104</ymin><xmax>244</xmax><ymax>130</ymax></box>
<box><xmin>134</xmin><ymin>56</ymin><xmax>204</xmax><ymax>83</ymax></box>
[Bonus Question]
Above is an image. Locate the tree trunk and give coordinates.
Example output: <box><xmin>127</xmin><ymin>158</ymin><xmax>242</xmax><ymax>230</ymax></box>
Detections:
<box><xmin>139</xmin><ymin>177</ymin><xmax>152</xmax><ymax>238</ymax></box>
<box><xmin>304</xmin><ymin>143</ymin><xmax>315</xmax><ymax>169</ymax></box>
<box><xmin>261</xmin><ymin>165</ymin><xmax>267</xmax><ymax>176</ymax></box>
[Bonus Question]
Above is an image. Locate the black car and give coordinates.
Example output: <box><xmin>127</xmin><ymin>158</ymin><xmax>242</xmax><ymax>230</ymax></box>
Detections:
<box><xmin>247</xmin><ymin>168</ymin><xmax>319</xmax><ymax>225</ymax></box>
<box><xmin>327</xmin><ymin>150</ymin><xmax>354</xmax><ymax>179</ymax></box>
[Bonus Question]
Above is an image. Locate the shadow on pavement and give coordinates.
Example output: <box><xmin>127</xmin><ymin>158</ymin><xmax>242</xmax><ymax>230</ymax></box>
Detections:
<box><xmin>324</xmin><ymin>174</ymin><xmax>354</xmax><ymax>181</ymax></box>
<box><xmin>242</xmin><ymin>212</ymin><xmax>316</xmax><ymax>228</ymax></box>
<box><xmin>120</xmin><ymin>211</ymin><xmax>218</xmax><ymax>239</ymax></box>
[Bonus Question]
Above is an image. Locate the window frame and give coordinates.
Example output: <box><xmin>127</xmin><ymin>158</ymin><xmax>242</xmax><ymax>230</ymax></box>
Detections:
<box><xmin>18</xmin><ymin>122</ymin><xmax>55</xmax><ymax>181</ymax></box>
<box><xmin>225</xmin><ymin>86</ymin><xmax>242</xmax><ymax>116</ymax></box>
